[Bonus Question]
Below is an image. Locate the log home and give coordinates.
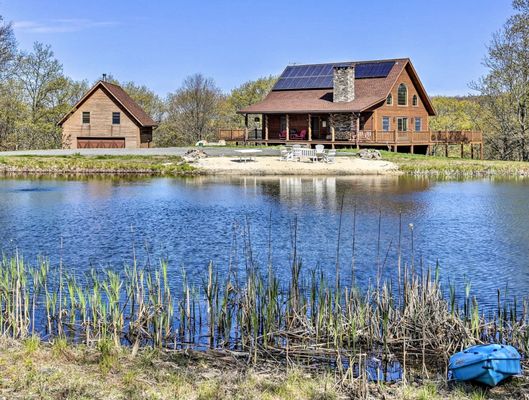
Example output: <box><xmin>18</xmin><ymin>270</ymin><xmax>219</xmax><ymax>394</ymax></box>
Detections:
<box><xmin>236</xmin><ymin>58</ymin><xmax>483</xmax><ymax>156</ymax></box>
<box><xmin>59</xmin><ymin>80</ymin><xmax>157</xmax><ymax>149</ymax></box>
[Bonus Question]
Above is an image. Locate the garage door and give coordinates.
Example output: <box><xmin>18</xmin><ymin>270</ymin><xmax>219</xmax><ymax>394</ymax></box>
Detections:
<box><xmin>77</xmin><ymin>138</ymin><xmax>125</xmax><ymax>148</ymax></box>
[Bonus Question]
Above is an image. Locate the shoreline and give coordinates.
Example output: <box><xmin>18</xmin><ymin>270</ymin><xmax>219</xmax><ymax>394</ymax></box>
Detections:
<box><xmin>1</xmin><ymin>337</ymin><xmax>525</xmax><ymax>399</ymax></box>
<box><xmin>1</xmin><ymin>150</ymin><xmax>529</xmax><ymax>177</ymax></box>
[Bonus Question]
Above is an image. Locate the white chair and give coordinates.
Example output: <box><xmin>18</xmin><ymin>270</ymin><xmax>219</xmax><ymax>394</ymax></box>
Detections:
<box><xmin>324</xmin><ymin>149</ymin><xmax>336</xmax><ymax>163</ymax></box>
<box><xmin>315</xmin><ymin>145</ymin><xmax>325</xmax><ymax>161</ymax></box>
<box><xmin>279</xmin><ymin>148</ymin><xmax>292</xmax><ymax>161</ymax></box>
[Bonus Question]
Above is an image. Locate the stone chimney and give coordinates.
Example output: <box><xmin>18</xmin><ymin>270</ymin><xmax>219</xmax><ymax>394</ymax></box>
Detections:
<box><xmin>333</xmin><ymin>65</ymin><xmax>355</xmax><ymax>102</ymax></box>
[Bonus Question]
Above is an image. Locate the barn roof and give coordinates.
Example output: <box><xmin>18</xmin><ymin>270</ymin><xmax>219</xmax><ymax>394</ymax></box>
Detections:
<box><xmin>58</xmin><ymin>81</ymin><xmax>158</xmax><ymax>127</ymax></box>
<box><xmin>239</xmin><ymin>58</ymin><xmax>435</xmax><ymax>116</ymax></box>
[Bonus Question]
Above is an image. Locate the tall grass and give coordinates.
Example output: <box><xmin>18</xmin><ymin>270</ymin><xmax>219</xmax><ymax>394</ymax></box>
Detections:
<box><xmin>0</xmin><ymin>224</ymin><xmax>528</xmax><ymax>383</ymax></box>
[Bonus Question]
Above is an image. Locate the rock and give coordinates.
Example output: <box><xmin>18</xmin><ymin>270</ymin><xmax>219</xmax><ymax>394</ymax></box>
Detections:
<box><xmin>182</xmin><ymin>149</ymin><xmax>208</xmax><ymax>163</ymax></box>
<box><xmin>359</xmin><ymin>149</ymin><xmax>382</xmax><ymax>160</ymax></box>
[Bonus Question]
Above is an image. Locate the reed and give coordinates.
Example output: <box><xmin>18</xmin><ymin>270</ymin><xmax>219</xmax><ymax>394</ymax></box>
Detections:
<box><xmin>0</xmin><ymin>228</ymin><xmax>527</xmax><ymax>382</ymax></box>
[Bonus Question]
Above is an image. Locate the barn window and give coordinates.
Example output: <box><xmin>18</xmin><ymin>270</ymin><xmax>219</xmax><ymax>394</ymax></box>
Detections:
<box><xmin>82</xmin><ymin>112</ymin><xmax>90</xmax><ymax>124</ymax></box>
<box><xmin>397</xmin><ymin>84</ymin><xmax>407</xmax><ymax>106</ymax></box>
<box><xmin>412</xmin><ymin>95</ymin><xmax>418</xmax><ymax>106</ymax></box>
<box><xmin>112</xmin><ymin>112</ymin><xmax>121</xmax><ymax>125</ymax></box>
<box><xmin>382</xmin><ymin>116</ymin><xmax>390</xmax><ymax>131</ymax></box>
<box><xmin>386</xmin><ymin>94</ymin><xmax>392</xmax><ymax>105</ymax></box>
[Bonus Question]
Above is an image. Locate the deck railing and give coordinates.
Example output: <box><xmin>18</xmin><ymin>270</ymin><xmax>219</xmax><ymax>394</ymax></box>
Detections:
<box><xmin>221</xmin><ymin>128</ymin><xmax>483</xmax><ymax>145</ymax></box>
<box><xmin>218</xmin><ymin>128</ymin><xmax>245</xmax><ymax>141</ymax></box>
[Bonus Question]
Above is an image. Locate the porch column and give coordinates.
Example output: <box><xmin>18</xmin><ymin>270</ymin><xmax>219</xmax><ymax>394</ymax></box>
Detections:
<box><xmin>286</xmin><ymin>114</ymin><xmax>290</xmax><ymax>141</ymax></box>
<box><xmin>264</xmin><ymin>114</ymin><xmax>269</xmax><ymax>141</ymax></box>
<box><xmin>355</xmin><ymin>113</ymin><xmax>360</xmax><ymax>149</ymax></box>
<box><xmin>308</xmin><ymin>114</ymin><xmax>312</xmax><ymax>142</ymax></box>
<box><xmin>244</xmin><ymin>114</ymin><xmax>249</xmax><ymax>142</ymax></box>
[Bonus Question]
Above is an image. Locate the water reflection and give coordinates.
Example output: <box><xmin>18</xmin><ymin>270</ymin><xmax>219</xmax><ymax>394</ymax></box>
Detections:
<box><xmin>1</xmin><ymin>174</ymin><xmax>529</xmax><ymax>308</ymax></box>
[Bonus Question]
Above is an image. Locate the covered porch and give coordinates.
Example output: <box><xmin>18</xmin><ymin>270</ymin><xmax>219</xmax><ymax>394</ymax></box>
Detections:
<box><xmin>244</xmin><ymin>112</ymin><xmax>367</xmax><ymax>143</ymax></box>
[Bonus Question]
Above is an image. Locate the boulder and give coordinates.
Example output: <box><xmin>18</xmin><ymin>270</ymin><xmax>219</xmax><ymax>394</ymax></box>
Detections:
<box><xmin>359</xmin><ymin>149</ymin><xmax>382</xmax><ymax>160</ymax></box>
<box><xmin>182</xmin><ymin>149</ymin><xmax>208</xmax><ymax>163</ymax></box>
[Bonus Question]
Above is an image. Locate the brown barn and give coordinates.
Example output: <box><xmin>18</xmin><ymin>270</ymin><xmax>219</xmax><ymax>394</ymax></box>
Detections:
<box><xmin>59</xmin><ymin>80</ymin><xmax>157</xmax><ymax>149</ymax></box>
<box><xmin>235</xmin><ymin>58</ymin><xmax>483</xmax><ymax>156</ymax></box>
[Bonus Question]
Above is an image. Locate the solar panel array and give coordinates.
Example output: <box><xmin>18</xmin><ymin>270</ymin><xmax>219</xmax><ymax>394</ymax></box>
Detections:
<box><xmin>272</xmin><ymin>61</ymin><xmax>395</xmax><ymax>91</ymax></box>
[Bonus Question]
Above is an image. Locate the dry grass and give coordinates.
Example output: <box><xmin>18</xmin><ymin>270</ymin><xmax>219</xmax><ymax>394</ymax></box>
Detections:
<box><xmin>0</xmin><ymin>337</ymin><xmax>525</xmax><ymax>399</ymax></box>
<box><xmin>0</xmin><ymin>337</ymin><xmax>340</xmax><ymax>400</ymax></box>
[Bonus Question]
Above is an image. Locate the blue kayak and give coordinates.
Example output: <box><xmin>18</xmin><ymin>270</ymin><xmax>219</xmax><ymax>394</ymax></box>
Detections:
<box><xmin>449</xmin><ymin>344</ymin><xmax>521</xmax><ymax>386</ymax></box>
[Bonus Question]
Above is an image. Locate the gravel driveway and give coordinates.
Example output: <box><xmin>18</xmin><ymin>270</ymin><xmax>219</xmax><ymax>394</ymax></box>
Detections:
<box><xmin>0</xmin><ymin>147</ymin><xmax>284</xmax><ymax>157</ymax></box>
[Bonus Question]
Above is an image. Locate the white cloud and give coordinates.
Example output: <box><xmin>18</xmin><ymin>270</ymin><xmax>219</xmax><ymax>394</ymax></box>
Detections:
<box><xmin>13</xmin><ymin>19</ymin><xmax>117</xmax><ymax>34</ymax></box>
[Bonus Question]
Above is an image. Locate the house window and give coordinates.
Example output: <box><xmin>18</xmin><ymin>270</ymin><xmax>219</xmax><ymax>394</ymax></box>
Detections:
<box><xmin>386</xmin><ymin>94</ymin><xmax>392</xmax><ymax>105</ymax></box>
<box><xmin>82</xmin><ymin>112</ymin><xmax>90</xmax><ymax>124</ymax></box>
<box><xmin>412</xmin><ymin>95</ymin><xmax>418</xmax><ymax>106</ymax></box>
<box><xmin>112</xmin><ymin>112</ymin><xmax>121</xmax><ymax>125</ymax></box>
<box><xmin>397</xmin><ymin>83</ymin><xmax>407</xmax><ymax>106</ymax></box>
<box><xmin>415</xmin><ymin>117</ymin><xmax>422</xmax><ymax>131</ymax></box>
<box><xmin>397</xmin><ymin>117</ymin><xmax>408</xmax><ymax>132</ymax></box>
<box><xmin>382</xmin><ymin>116</ymin><xmax>390</xmax><ymax>131</ymax></box>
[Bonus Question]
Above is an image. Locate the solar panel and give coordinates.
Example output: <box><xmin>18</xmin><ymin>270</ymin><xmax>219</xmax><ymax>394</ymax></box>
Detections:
<box><xmin>272</xmin><ymin>61</ymin><xmax>395</xmax><ymax>91</ymax></box>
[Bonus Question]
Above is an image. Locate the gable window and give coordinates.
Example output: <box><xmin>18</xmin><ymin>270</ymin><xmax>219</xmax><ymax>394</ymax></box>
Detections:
<box><xmin>397</xmin><ymin>117</ymin><xmax>408</xmax><ymax>132</ymax></box>
<box><xmin>382</xmin><ymin>116</ymin><xmax>390</xmax><ymax>131</ymax></box>
<box><xmin>397</xmin><ymin>83</ymin><xmax>407</xmax><ymax>106</ymax></box>
<box><xmin>112</xmin><ymin>112</ymin><xmax>121</xmax><ymax>125</ymax></box>
<box><xmin>412</xmin><ymin>95</ymin><xmax>418</xmax><ymax>106</ymax></box>
<box><xmin>386</xmin><ymin>94</ymin><xmax>392</xmax><ymax>105</ymax></box>
<box><xmin>82</xmin><ymin>112</ymin><xmax>90</xmax><ymax>124</ymax></box>
<box><xmin>415</xmin><ymin>117</ymin><xmax>422</xmax><ymax>131</ymax></box>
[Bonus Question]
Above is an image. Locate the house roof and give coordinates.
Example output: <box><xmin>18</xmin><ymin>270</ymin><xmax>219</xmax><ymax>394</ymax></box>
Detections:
<box><xmin>58</xmin><ymin>81</ymin><xmax>158</xmax><ymax>127</ymax></box>
<box><xmin>239</xmin><ymin>58</ymin><xmax>436</xmax><ymax>116</ymax></box>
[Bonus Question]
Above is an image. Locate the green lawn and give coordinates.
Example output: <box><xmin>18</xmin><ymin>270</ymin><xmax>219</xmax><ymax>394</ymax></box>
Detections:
<box><xmin>374</xmin><ymin>151</ymin><xmax>529</xmax><ymax>176</ymax></box>
<box><xmin>0</xmin><ymin>154</ymin><xmax>196</xmax><ymax>175</ymax></box>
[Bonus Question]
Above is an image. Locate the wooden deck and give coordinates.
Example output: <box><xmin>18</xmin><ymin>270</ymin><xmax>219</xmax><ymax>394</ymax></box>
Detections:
<box><xmin>218</xmin><ymin>129</ymin><xmax>484</xmax><ymax>158</ymax></box>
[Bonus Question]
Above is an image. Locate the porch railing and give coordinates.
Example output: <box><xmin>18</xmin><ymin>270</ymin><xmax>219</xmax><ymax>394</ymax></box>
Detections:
<box><xmin>221</xmin><ymin>128</ymin><xmax>483</xmax><ymax>145</ymax></box>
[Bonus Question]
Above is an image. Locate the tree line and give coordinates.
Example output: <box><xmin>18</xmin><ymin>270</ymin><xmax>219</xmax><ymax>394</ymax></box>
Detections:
<box><xmin>2</xmin><ymin>1</ymin><xmax>529</xmax><ymax>160</ymax></box>
<box><xmin>0</xmin><ymin>15</ymin><xmax>276</xmax><ymax>150</ymax></box>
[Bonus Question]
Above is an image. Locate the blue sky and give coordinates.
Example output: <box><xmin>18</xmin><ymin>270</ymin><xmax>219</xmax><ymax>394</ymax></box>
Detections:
<box><xmin>2</xmin><ymin>0</ymin><xmax>514</xmax><ymax>97</ymax></box>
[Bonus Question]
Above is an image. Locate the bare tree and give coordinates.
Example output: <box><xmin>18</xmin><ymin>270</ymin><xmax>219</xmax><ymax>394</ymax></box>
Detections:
<box><xmin>162</xmin><ymin>74</ymin><xmax>223</xmax><ymax>145</ymax></box>
<box><xmin>473</xmin><ymin>0</ymin><xmax>529</xmax><ymax>160</ymax></box>
<box><xmin>0</xmin><ymin>16</ymin><xmax>16</xmax><ymax>76</ymax></box>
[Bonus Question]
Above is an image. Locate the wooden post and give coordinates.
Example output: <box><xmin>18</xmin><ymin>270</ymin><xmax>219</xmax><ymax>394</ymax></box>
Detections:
<box><xmin>244</xmin><ymin>114</ymin><xmax>249</xmax><ymax>142</ymax></box>
<box><xmin>264</xmin><ymin>114</ymin><xmax>269</xmax><ymax>142</ymax></box>
<box><xmin>331</xmin><ymin>125</ymin><xmax>335</xmax><ymax>148</ymax></box>
<box><xmin>460</xmin><ymin>143</ymin><xmax>464</xmax><ymax>158</ymax></box>
<box><xmin>285</xmin><ymin>114</ymin><xmax>290</xmax><ymax>141</ymax></box>
<box><xmin>308</xmin><ymin>114</ymin><xmax>312</xmax><ymax>142</ymax></box>
<box><xmin>480</xmin><ymin>143</ymin><xmax>484</xmax><ymax>160</ymax></box>
<box><xmin>394</xmin><ymin>145</ymin><xmax>398</xmax><ymax>153</ymax></box>
<box><xmin>445</xmin><ymin>144</ymin><xmax>449</xmax><ymax>157</ymax></box>
<box><xmin>471</xmin><ymin>144</ymin><xmax>474</xmax><ymax>159</ymax></box>
<box><xmin>410</xmin><ymin>145</ymin><xmax>414</xmax><ymax>154</ymax></box>
<box><xmin>355</xmin><ymin>114</ymin><xmax>360</xmax><ymax>149</ymax></box>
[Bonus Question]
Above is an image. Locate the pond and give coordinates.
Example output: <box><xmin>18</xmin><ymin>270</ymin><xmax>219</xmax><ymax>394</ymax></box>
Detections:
<box><xmin>1</xmin><ymin>174</ymin><xmax>528</xmax><ymax>308</ymax></box>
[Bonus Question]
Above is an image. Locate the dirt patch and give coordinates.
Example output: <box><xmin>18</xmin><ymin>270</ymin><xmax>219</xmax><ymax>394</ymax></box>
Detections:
<box><xmin>195</xmin><ymin>156</ymin><xmax>399</xmax><ymax>176</ymax></box>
